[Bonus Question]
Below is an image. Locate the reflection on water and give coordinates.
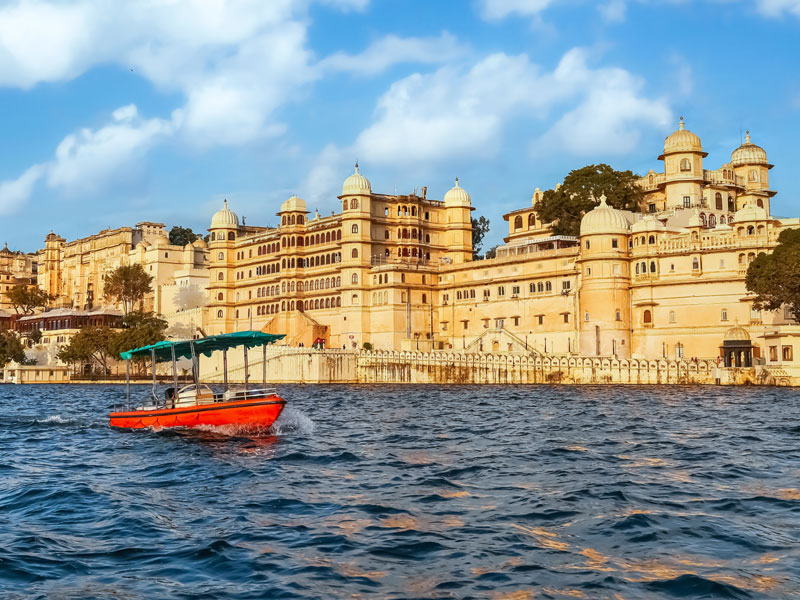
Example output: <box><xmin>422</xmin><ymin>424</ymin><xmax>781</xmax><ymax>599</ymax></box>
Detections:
<box><xmin>0</xmin><ymin>383</ymin><xmax>798</xmax><ymax>599</ymax></box>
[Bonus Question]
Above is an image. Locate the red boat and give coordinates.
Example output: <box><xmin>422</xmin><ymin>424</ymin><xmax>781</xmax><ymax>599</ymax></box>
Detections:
<box><xmin>110</xmin><ymin>331</ymin><xmax>286</xmax><ymax>430</ymax></box>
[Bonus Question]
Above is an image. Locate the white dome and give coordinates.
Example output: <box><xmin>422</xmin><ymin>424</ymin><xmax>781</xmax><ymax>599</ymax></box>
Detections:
<box><xmin>731</xmin><ymin>132</ymin><xmax>768</xmax><ymax>167</ymax></box>
<box><xmin>280</xmin><ymin>195</ymin><xmax>307</xmax><ymax>213</ymax></box>
<box><xmin>661</xmin><ymin>117</ymin><xmax>704</xmax><ymax>157</ymax></box>
<box><xmin>211</xmin><ymin>199</ymin><xmax>239</xmax><ymax>228</ymax></box>
<box><xmin>444</xmin><ymin>178</ymin><xmax>471</xmax><ymax>206</ymax></box>
<box><xmin>733</xmin><ymin>201</ymin><xmax>768</xmax><ymax>223</ymax></box>
<box><xmin>342</xmin><ymin>163</ymin><xmax>371</xmax><ymax>195</ymax></box>
<box><xmin>580</xmin><ymin>195</ymin><xmax>630</xmax><ymax>236</ymax></box>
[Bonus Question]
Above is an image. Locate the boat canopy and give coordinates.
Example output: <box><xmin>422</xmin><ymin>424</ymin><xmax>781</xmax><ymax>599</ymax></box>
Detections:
<box><xmin>120</xmin><ymin>331</ymin><xmax>285</xmax><ymax>362</ymax></box>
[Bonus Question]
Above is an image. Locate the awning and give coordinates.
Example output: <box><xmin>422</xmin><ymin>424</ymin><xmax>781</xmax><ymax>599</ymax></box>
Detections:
<box><xmin>120</xmin><ymin>331</ymin><xmax>285</xmax><ymax>361</ymax></box>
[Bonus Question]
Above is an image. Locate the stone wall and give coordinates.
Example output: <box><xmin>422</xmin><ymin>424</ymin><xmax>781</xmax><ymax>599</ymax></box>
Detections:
<box><xmin>195</xmin><ymin>346</ymin><xmax>795</xmax><ymax>386</ymax></box>
<box><xmin>357</xmin><ymin>351</ymin><xmax>725</xmax><ymax>385</ymax></box>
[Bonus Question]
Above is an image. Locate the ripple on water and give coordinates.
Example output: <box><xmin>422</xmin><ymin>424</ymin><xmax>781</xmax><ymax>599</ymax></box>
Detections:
<box><xmin>0</xmin><ymin>384</ymin><xmax>798</xmax><ymax>599</ymax></box>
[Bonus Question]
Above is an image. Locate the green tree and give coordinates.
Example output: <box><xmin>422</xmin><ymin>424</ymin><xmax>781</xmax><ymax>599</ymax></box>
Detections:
<box><xmin>6</xmin><ymin>284</ymin><xmax>55</xmax><ymax>315</ymax></box>
<box><xmin>112</xmin><ymin>312</ymin><xmax>168</xmax><ymax>358</ymax></box>
<box><xmin>29</xmin><ymin>328</ymin><xmax>43</xmax><ymax>344</ymax></box>
<box><xmin>535</xmin><ymin>164</ymin><xmax>645</xmax><ymax>237</ymax></box>
<box><xmin>484</xmin><ymin>245</ymin><xmax>499</xmax><ymax>260</ymax></box>
<box><xmin>103</xmin><ymin>264</ymin><xmax>153</xmax><ymax>315</ymax></box>
<box><xmin>169</xmin><ymin>226</ymin><xmax>200</xmax><ymax>246</ymax></box>
<box><xmin>471</xmin><ymin>216</ymin><xmax>490</xmax><ymax>258</ymax></box>
<box><xmin>746</xmin><ymin>228</ymin><xmax>800</xmax><ymax>321</ymax></box>
<box><xmin>0</xmin><ymin>330</ymin><xmax>25</xmax><ymax>367</ymax></box>
<box><xmin>57</xmin><ymin>327</ymin><xmax>118</xmax><ymax>373</ymax></box>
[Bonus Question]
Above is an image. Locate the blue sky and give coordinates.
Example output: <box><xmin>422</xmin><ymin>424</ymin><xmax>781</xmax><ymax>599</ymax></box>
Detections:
<box><xmin>1</xmin><ymin>0</ymin><xmax>799</xmax><ymax>253</ymax></box>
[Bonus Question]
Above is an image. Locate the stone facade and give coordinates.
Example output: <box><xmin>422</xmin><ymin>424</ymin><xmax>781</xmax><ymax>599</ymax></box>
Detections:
<box><xmin>207</xmin><ymin>120</ymin><xmax>800</xmax><ymax>378</ymax></box>
<box><xmin>38</xmin><ymin>222</ymin><xmax>208</xmax><ymax>315</ymax></box>
<box><xmin>0</xmin><ymin>243</ymin><xmax>38</xmax><ymax>312</ymax></box>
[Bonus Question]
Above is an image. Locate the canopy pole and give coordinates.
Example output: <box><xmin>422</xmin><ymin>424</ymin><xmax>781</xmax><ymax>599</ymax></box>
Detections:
<box><xmin>151</xmin><ymin>349</ymin><xmax>157</xmax><ymax>403</ymax></box>
<box><xmin>171</xmin><ymin>343</ymin><xmax>178</xmax><ymax>398</ymax></box>
<box><xmin>223</xmin><ymin>349</ymin><xmax>229</xmax><ymax>392</ymax></box>
<box><xmin>243</xmin><ymin>346</ymin><xmax>249</xmax><ymax>392</ymax></box>
<box><xmin>189</xmin><ymin>341</ymin><xmax>199</xmax><ymax>388</ymax></box>
<box><xmin>125</xmin><ymin>359</ymin><xmax>130</xmax><ymax>408</ymax></box>
<box><xmin>262</xmin><ymin>344</ymin><xmax>267</xmax><ymax>385</ymax></box>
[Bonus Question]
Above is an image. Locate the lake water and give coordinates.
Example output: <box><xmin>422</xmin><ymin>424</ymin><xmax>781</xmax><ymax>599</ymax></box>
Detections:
<box><xmin>1</xmin><ymin>384</ymin><xmax>799</xmax><ymax>599</ymax></box>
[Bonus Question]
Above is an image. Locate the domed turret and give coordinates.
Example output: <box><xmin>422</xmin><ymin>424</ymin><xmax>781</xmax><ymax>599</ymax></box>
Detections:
<box><xmin>211</xmin><ymin>199</ymin><xmax>239</xmax><ymax>228</ymax></box>
<box><xmin>280</xmin><ymin>194</ymin><xmax>307</xmax><ymax>213</ymax></box>
<box><xmin>724</xmin><ymin>324</ymin><xmax>750</xmax><ymax>342</ymax></box>
<box><xmin>444</xmin><ymin>177</ymin><xmax>471</xmax><ymax>207</ymax></box>
<box><xmin>580</xmin><ymin>195</ymin><xmax>630</xmax><ymax>236</ymax></box>
<box><xmin>660</xmin><ymin>117</ymin><xmax>706</xmax><ymax>160</ymax></box>
<box><xmin>731</xmin><ymin>131</ymin><xmax>769</xmax><ymax>167</ymax></box>
<box><xmin>733</xmin><ymin>201</ymin><xmax>767</xmax><ymax>223</ymax></box>
<box><xmin>342</xmin><ymin>163</ymin><xmax>371</xmax><ymax>195</ymax></box>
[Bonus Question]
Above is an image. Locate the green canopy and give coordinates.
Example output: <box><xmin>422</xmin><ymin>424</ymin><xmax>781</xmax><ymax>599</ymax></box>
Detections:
<box><xmin>120</xmin><ymin>331</ymin><xmax>285</xmax><ymax>362</ymax></box>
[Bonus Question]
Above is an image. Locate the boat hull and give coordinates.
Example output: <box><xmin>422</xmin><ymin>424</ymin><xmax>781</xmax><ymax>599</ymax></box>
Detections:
<box><xmin>109</xmin><ymin>395</ymin><xmax>286</xmax><ymax>430</ymax></box>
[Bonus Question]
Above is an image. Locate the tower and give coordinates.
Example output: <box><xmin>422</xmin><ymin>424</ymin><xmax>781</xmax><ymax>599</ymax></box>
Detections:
<box><xmin>208</xmin><ymin>200</ymin><xmax>239</xmax><ymax>334</ymax></box>
<box><xmin>577</xmin><ymin>196</ymin><xmax>632</xmax><ymax>357</ymax></box>
<box><xmin>339</xmin><ymin>164</ymin><xmax>373</xmax><ymax>348</ymax></box>
<box><xmin>660</xmin><ymin>117</ymin><xmax>707</xmax><ymax>209</ymax></box>
<box><xmin>443</xmin><ymin>178</ymin><xmax>473</xmax><ymax>264</ymax></box>
<box><xmin>731</xmin><ymin>131</ymin><xmax>775</xmax><ymax>214</ymax></box>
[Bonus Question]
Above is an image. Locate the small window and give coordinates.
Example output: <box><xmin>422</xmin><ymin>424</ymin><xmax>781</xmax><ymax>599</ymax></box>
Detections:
<box><xmin>721</xmin><ymin>309</ymin><xmax>728</xmax><ymax>321</ymax></box>
<box><xmin>770</xmin><ymin>346</ymin><xmax>778</xmax><ymax>362</ymax></box>
<box><xmin>562</xmin><ymin>281</ymin><xmax>571</xmax><ymax>291</ymax></box>
<box><xmin>683</xmin><ymin>196</ymin><xmax>691</xmax><ymax>208</ymax></box>
<box><xmin>563</xmin><ymin>313</ymin><xmax>569</xmax><ymax>324</ymax></box>
<box><xmin>615</xmin><ymin>310</ymin><xmax>621</xmax><ymax>321</ymax></box>
<box><xmin>643</xmin><ymin>309</ymin><xmax>652</xmax><ymax>324</ymax></box>
<box><xmin>692</xmin><ymin>258</ymin><xmax>700</xmax><ymax>270</ymax></box>
<box><xmin>351</xmin><ymin>224</ymin><xmax>359</xmax><ymax>234</ymax></box>
<box><xmin>611</xmin><ymin>239</ymin><xmax>618</xmax><ymax>249</ymax></box>
<box><xmin>512</xmin><ymin>317</ymin><xmax>520</xmax><ymax>326</ymax></box>
<box><xmin>680</xmin><ymin>158</ymin><xmax>691</xmax><ymax>172</ymax></box>
<box><xmin>669</xmin><ymin>310</ymin><xmax>675</xmax><ymax>323</ymax></box>
<box><xmin>783</xmin><ymin>346</ymin><xmax>793</xmax><ymax>361</ymax></box>
<box><xmin>495</xmin><ymin>318</ymin><xmax>505</xmax><ymax>329</ymax></box>
<box><xmin>537</xmin><ymin>315</ymin><xmax>544</xmax><ymax>325</ymax></box>
<box><xmin>351</xmin><ymin>248</ymin><xmax>359</xmax><ymax>259</ymax></box>
<box><xmin>584</xmin><ymin>312</ymin><xmax>589</xmax><ymax>322</ymax></box>
<box><xmin>497</xmin><ymin>286</ymin><xmax>505</xmax><ymax>297</ymax></box>
<box><xmin>585</xmin><ymin>240</ymin><xmax>591</xmax><ymax>249</ymax></box>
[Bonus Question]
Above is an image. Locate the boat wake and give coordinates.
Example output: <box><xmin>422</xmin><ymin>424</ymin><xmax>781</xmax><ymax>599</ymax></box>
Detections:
<box><xmin>269</xmin><ymin>407</ymin><xmax>315</xmax><ymax>436</ymax></box>
<box><xmin>35</xmin><ymin>415</ymin><xmax>74</xmax><ymax>425</ymax></box>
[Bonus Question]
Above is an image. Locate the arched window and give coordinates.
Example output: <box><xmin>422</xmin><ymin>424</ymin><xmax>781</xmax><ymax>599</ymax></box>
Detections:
<box><xmin>757</xmin><ymin>199</ymin><xmax>764</xmax><ymax>208</ymax></box>
<box><xmin>298</xmin><ymin>237</ymin><xmax>304</xmax><ymax>247</ymax></box>
<box><xmin>514</xmin><ymin>216</ymin><xmax>523</xmax><ymax>230</ymax></box>
<box><xmin>720</xmin><ymin>215</ymin><xmax>726</xmax><ymax>224</ymax></box>
<box><xmin>210</xmin><ymin>232</ymin><xmax>216</xmax><ymax>241</ymax></box>
<box><xmin>709</xmin><ymin>214</ymin><xmax>716</xmax><ymax>227</ymax></box>
<box><xmin>350</xmin><ymin>198</ymin><xmax>359</xmax><ymax>210</ymax></box>
<box><xmin>217</xmin><ymin>310</ymin><xmax>223</xmax><ymax>318</ymax></box>
<box><xmin>425</xmin><ymin>234</ymin><xmax>430</xmax><ymax>243</ymax></box>
<box><xmin>217</xmin><ymin>292</ymin><xmax>223</xmax><ymax>301</ymax></box>
<box><xmin>385</xmin><ymin>230</ymin><xmax>390</xmax><ymax>240</ymax></box>
<box><xmin>282</xmin><ymin>216</ymin><xmax>286</xmax><ymax>225</ymax></box>
<box><xmin>217</xmin><ymin>252</ymin><xmax>224</xmax><ymax>260</ymax></box>
<box><xmin>351</xmin><ymin>294</ymin><xmax>359</xmax><ymax>305</ymax></box>
<box><xmin>650</xmin><ymin>261</ymin><xmax>656</xmax><ymax>273</ymax></box>
<box><xmin>715</xmin><ymin>192</ymin><xmax>723</xmax><ymax>210</ymax></box>
<box><xmin>411</xmin><ymin>207</ymin><xmax>417</xmax><ymax>216</ymax></box>
<box><xmin>411</xmin><ymin>228</ymin><xmax>417</xmax><ymax>239</ymax></box>
<box><xmin>648</xmin><ymin>235</ymin><xmax>655</xmax><ymax>244</ymax></box>
<box><xmin>728</xmin><ymin>197</ymin><xmax>735</xmax><ymax>212</ymax></box>
<box><xmin>218</xmin><ymin>272</ymin><xmax>223</xmax><ymax>281</ymax></box>
<box><xmin>747</xmin><ymin>225</ymin><xmax>755</xmax><ymax>236</ymax></box>
<box><xmin>336</xmin><ymin>297</ymin><xmax>341</xmax><ymax>307</ymax></box>
<box><xmin>528</xmin><ymin>213</ymin><xmax>535</xmax><ymax>228</ymax></box>
<box><xmin>228</xmin><ymin>231</ymin><xmax>235</xmax><ymax>240</ymax></box>
<box><xmin>351</xmin><ymin>248</ymin><xmax>358</xmax><ymax>259</ymax></box>
<box><xmin>336</xmin><ymin>276</ymin><xmax>341</xmax><ymax>287</ymax></box>
<box><xmin>342</xmin><ymin>200</ymin><xmax>348</xmax><ymax>211</ymax></box>
<box><xmin>700</xmin><ymin>213</ymin><xmax>707</xmax><ymax>226</ymax></box>
<box><xmin>291</xmin><ymin>215</ymin><xmax>296</xmax><ymax>225</ymax></box>
<box><xmin>636</xmin><ymin>263</ymin><xmax>639</xmax><ymax>274</ymax></box>
<box><xmin>749</xmin><ymin>169</ymin><xmax>759</xmax><ymax>182</ymax></box>
<box><xmin>680</xmin><ymin>158</ymin><xmax>691</xmax><ymax>172</ymax></box>
<box><xmin>351</xmin><ymin>273</ymin><xmax>358</xmax><ymax>284</ymax></box>
<box><xmin>643</xmin><ymin>310</ymin><xmax>652</xmax><ymax>324</ymax></box>
<box><xmin>351</xmin><ymin>224</ymin><xmax>358</xmax><ymax>234</ymax></box>
<box><xmin>337</xmin><ymin>230</ymin><xmax>342</xmax><ymax>241</ymax></box>
<box><xmin>298</xmin><ymin>215</ymin><xmax>304</xmax><ymax>225</ymax></box>
<box><xmin>692</xmin><ymin>257</ymin><xmax>700</xmax><ymax>270</ymax></box>
<box><xmin>326</xmin><ymin>232</ymin><xmax>331</xmax><ymax>243</ymax></box>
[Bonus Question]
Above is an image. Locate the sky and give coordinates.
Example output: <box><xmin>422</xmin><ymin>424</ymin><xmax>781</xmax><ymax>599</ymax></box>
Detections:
<box><xmin>1</xmin><ymin>0</ymin><xmax>799</xmax><ymax>253</ymax></box>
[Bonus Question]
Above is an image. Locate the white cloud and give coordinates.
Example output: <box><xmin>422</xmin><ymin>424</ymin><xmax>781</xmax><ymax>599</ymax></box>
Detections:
<box><xmin>46</xmin><ymin>105</ymin><xmax>176</xmax><ymax>194</ymax></box>
<box><xmin>0</xmin><ymin>165</ymin><xmax>46</xmax><ymax>215</ymax></box>
<box><xmin>318</xmin><ymin>32</ymin><xmax>466</xmax><ymax>76</ymax></box>
<box><xmin>477</xmin><ymin>0</ymin><xmax>554</xmax><ymax>20</ymax></box>
<box><xmin>599</xmin><ymin>0</ymin><xmax>627</xmax><ymax>22</ymax></box>
<box><xmin>756</xmin><ymin>0</ymin><xmax>800</xmax><ymax>16</ymax></box>
<box><xmin>346</xmin><ymin>48</ymin><xmax>671</xmax><ymax>166</ymax></box>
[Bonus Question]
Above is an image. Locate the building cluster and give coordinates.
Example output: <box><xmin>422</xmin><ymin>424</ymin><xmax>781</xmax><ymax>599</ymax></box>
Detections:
<box><xmin>2</xmin><ymin>119</ymin><xmax>799</xmax><ymax>379</ymax></box>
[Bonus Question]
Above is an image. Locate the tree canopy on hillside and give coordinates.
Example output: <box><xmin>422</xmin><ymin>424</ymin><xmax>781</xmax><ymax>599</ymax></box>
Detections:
<box><xmin>169</xmin><ymin>226</ymin><xmax>200</xmax><ymax>247</ymax></box>
<box><xmin>535</xmin><ymin>164</ymin><xmax>645</xmax><ymax>237</ymax></box>
<box><xmin>6</xmin><ymin>284</ymin><xmax>55</xmax><ymax>315</ymax></box>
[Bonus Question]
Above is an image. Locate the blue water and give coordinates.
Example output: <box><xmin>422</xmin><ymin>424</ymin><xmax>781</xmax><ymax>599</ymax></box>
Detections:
<box><xmin>0</xmin><ymin>384</ymin><xmax>799</xmax><ymax>599</ymax></box>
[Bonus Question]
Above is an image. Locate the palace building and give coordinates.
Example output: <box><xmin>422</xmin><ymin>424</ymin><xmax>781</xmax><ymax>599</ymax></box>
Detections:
<box><xmin>206</xmin><ymin>120</ymin><xmax>800</xmax><ymax>370</ymax></box>
<box><xmin>0</xmin><ymin>243</ymin><xmax>38</xmax><ymax>313</ymax></box>
<box><xmin>38</xmin><ymin>222</ymin><xmax>209</xmax><ymax>317</ymax></box>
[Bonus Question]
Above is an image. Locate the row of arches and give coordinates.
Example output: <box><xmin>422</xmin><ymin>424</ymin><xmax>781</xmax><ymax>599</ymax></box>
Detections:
<box><xmin>372</xmin><ymin>291</ymin><xmax>390</xmax><ymax>305</ymax></box>
<box><xmin>738</xmin><ymin>252</ymin><xmax>759</xmax><ymax>265</ymax></box>
<box><xmin>281</xmin><ymin>230</ymin><xmax>343</xmax><ymax>248</ymax></box>
<box><xmin>737</xmin><ymin>225</ymin><xmax>766</xmax><ymax>237</ymax></box>
<box><xmin>281</xmin><ymin>214</ymin><xmax>305</xmax><ymax>226</ymax></box>
<box><xmin>257</xmin><ymin>243</ymin><xmax>280</xmax><ymax>255</ymax></box>
<box><xmin>635</xmin><ymin>261</ymin><xmax>658</xmax><ymax>275</ymax></box>
<box><xmin>210</xmin><ymin>231</ymin><xmax>235</xmax><ymax>241</ymax></box>
<box><xmin>343</xmin><ymin>198</ymin><xmax>359</xmax><ymax>211</ymax></box>
<box><xmin>302</xmin><ymin>297</ymin><xmax>341</xmax><ymax>311</ymax></box>
<box><xmin>513</xmin><ymin>213</ymin><xmax>537</xmax><ymax>231</ymax></box>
